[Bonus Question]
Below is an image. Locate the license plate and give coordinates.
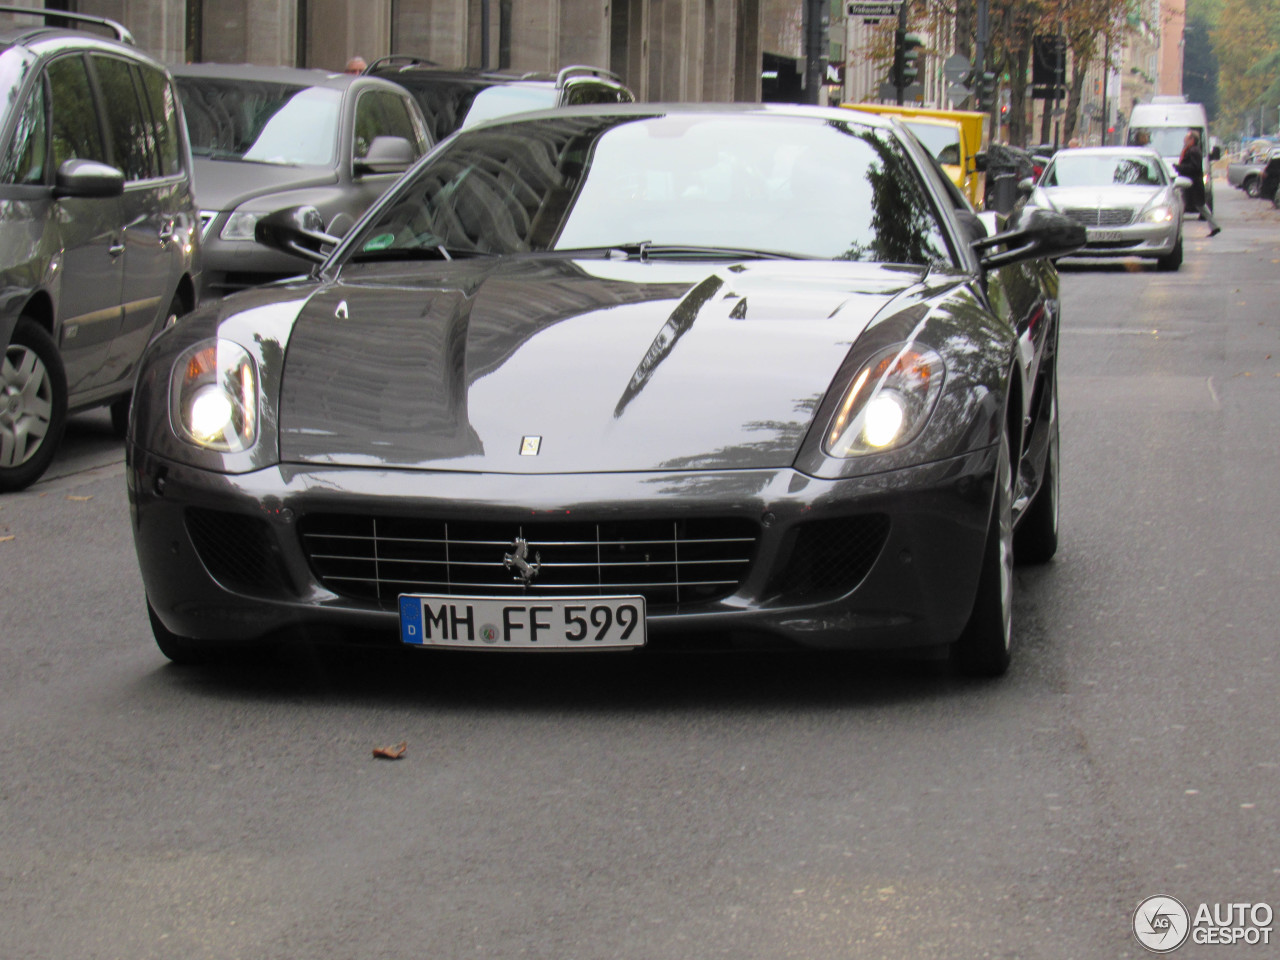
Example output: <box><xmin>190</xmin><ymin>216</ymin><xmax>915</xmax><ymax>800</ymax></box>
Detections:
<box><xmin>399</xmin><ymin>594</ymin><xmax>647</xmax><ymax>649</ymax></box>
<box><xmin>1087</xmin><ymin>229</ymin><xmax>1123</xmax><ymax>242</ymax></box>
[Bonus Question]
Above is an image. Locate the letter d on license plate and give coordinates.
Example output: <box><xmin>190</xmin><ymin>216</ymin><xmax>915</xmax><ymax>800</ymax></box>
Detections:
<box><xmin>399</xmin><ymin>594</ymin><xmax>646</xmax><ymax>649</ymax></box>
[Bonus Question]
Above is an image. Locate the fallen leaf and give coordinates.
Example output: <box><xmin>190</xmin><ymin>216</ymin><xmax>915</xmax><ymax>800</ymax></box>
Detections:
<box><xmin>0</xmin><ymin>535</ymin><xmax>13</xmax><ymax>543</ymax></box>
<box><xmin>66</xmin><ymin>495</ymin><xmax>93</xmax><ymax>502</ymax></box>
<box><xmin>373</xmin><ymin>741</ymin><xmax>407</xmax><ymax>760</ymax></box>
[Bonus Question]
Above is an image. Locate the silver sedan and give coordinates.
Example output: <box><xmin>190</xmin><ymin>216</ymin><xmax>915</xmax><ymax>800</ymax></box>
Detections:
<box><xmin>1021</xmin><ymin>146</ymin><xmax>1190</xmax><ymax>271</ymax></box>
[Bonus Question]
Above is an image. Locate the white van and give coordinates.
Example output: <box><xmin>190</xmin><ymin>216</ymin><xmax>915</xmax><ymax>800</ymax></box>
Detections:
<box><xmin>1125</xmin><ymin>96</ymin><xmax>1219</xmax><ymax>209</ymax></box>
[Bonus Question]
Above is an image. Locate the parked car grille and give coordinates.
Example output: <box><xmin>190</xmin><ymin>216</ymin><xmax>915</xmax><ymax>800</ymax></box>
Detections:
<box><xmin>1062</xmin><ymin>207</ymin><xmax>1135</xmax><ymax>227</ymax></box>
<box><xmin>299</xmin><ymin>514</ymin><xmax>759</xmax><ymax>610</ymax></box>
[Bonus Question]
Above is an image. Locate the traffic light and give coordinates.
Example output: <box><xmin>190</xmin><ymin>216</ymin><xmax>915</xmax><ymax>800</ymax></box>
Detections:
<box><xmin>976</xmin><ymin>70</ymin><xmax>997</xmax><ymax>110</ymax></box>
<box><xmin>892</xmin><ymin>29</ymin><xmax>924</xmax><ymax>90</ymax></box>
<box><xmin>901</xmin><ymin>32</ymin><xmax>922</xmax><ymax>85</ymax></box>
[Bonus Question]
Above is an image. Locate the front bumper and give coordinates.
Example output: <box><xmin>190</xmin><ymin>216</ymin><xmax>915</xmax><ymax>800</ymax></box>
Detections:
<box><xmin>1067</xmin><ymin>220</ymin><xmax>1180</xmax><ymax>258</ymax></box>
<box><xmin>127</xmin><ymin>446</ymin><xmax>997</xmax><ymax>654</ymax></box>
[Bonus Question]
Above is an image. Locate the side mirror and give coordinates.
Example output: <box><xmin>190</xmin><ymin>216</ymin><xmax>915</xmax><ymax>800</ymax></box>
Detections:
<box><xmin>354</xmin><ymin>136</ymin><xmax>416</xmax><ymax>176</ymax></box>
<box><xmin>53</xmin><ymin>159</ymin><xmax>124</xmax><ymax>199</ymax></box>
<box><xmin>1173</xmin><ymin>176</ymin><xmax>1192</xmax><ymax>191</ymax></box>
<box><xmin>254</xmin><ymin>206</ymin><xmax>340</xmax><ymax>264</ymax></box>
<box><xmin>1210</xmin><ymin>146</ymin><xmax>1222</xmax><ymax>162</ymax></box>
<box><xmin>1017</xmin><ymin>176</ymin><xmax>1035</xmax><ymax>195</ymax></box>
<box><xmin>972</xmin><ymin>208</ymin><xmax>1085</xmax><ymax>270</ymax></box>
<box><xmin>972</xmin><ymin>151</ymin><xmax>988</xmax><ymax>173</ymax></box>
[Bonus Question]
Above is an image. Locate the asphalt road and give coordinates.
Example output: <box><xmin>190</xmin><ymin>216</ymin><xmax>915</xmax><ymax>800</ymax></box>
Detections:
<box><xmin>1</xmin><ymin>186</ymin><xmax>1276</xmax><ymax>959</ymax></box>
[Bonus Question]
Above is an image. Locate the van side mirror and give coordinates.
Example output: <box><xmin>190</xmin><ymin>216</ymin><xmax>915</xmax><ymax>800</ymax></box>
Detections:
<box><xmin>1210</xmin><ymin>145</ymin><xmax>1222</xmax><ymax>162</ymax></box>
<box><xmin>53</xmin><ymin>159</ymin><xmax>125</xmax><ymax>199</ymax></box>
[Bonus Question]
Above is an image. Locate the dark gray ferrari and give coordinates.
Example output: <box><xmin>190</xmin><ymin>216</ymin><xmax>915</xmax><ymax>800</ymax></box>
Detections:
<box><xmin>126</xmin><ymin>104</ymin><xmax>1083</xmax><ymax>676</ymax></box>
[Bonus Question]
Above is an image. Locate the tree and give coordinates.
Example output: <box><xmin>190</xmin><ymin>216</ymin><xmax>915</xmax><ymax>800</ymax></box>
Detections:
<box><xmin>1213</xmin><ymin>0</ymin><xmax>1280</xmax><ymax>136</ymax></box>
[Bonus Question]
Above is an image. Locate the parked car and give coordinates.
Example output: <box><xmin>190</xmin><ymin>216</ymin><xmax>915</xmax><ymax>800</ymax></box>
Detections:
<box><xmin>0</xmin><ymin>9</ymin><xmax>201</xmax><ymax>492</ymax></box>
<box><xmin>1019</xmin><ymin>146</ymin><xmax>1188</xmax><ymax>271</ymax></box>
<box><xmin>1227</xmin><ymin>142</ymin><xmax>1279</xmax><ymax>198</ymax></box>
<box><xmin>172</xmin><ymin>64</ymin><xmax>431</xmax><ymax>298</ymax></box>
<box><xmin>364</xmin><ymin>60</ymin><xmax>633</xmax><ymax>143</ymax></box>
<box><xmin>128</xmin><ymin>102</ymin><xmax>1082</xmax><ymax>676</ymax></box>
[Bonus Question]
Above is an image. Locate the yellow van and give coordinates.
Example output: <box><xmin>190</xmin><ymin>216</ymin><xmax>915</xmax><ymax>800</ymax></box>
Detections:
<box><xmin>843</xmin><ymin>105</ymin><xmax>989</xmax><ymax>207</ymax></box>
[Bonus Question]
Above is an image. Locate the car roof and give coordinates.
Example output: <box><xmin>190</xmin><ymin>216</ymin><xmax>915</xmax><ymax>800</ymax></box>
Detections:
<box><xmin>1052</xmin><ymin>146</ymin><xmax>1163</xmax><ymax>158</ymax></box>
<box><xmin>459</xmin><ymin>100</ymin><xmax>901</xmax><ymax>131</ymax></box>
<box><xmin>170</xmin><ymin>62</ymin><xmax>387</xmax><ymax>92</ymax></box>
<box><xmin>365</xmin><ymin>60</ymin><xmax>624</xmax><ymax>89</ymax></box>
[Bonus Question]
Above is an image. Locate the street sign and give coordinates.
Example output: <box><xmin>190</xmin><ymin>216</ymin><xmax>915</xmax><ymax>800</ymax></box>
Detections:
<box><xmin>943</xmin><ymin>54</ymin><xmax>970</xmax><ymax>85</ymax></box>
<box><xmin>948</xmin><ymin>82</ymin><xmax>972</xmax><ymax>103</ymax></box>
<box><xmin>847</xmin><ymin>2</ymin><xmax>901</xmax><ymax>17</ymax></box>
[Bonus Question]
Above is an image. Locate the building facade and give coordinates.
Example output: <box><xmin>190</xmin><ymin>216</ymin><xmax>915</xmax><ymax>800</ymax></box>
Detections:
<box><xmin>3</xmin><ymin>0</ymin><xmax>771</xmax><ymax>104</ymax></box>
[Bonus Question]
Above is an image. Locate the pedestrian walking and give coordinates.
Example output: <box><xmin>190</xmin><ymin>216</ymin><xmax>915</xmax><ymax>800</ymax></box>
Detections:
<box><xmin>1176</xmin><ymin>130</ymin><xmax>1221</xmax><ymax>237</ymax></box>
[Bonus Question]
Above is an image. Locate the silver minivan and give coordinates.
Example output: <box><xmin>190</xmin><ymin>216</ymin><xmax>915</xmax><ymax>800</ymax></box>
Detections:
<box><xmin>0</xmin><ymin>9</ymin><xmax>201</xmax><ymax>491</ymax></box>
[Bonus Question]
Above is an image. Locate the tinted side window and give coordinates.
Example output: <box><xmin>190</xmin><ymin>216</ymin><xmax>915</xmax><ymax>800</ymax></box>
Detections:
<box><xmin>0</xmin><ymin>79</ymin><xmax>47</xmax><ymax>185</ymax></box>
<box><xmin>138</xmin><ymin>65</ymin><xmax>183</xmax><ymax>177</ymax></box>
<box><xmin>562</xmin><ymin>81</ymin><xmax>629</xmax><ymax>106</ymax></box>
<box><xmin>354</xmin><ymin>90</ymin><xmax>427</xmax><ymax>160</ymax></box>
<box><xmin>47</xmin><ymin>55</ymin><xmax>107</xmax><ymax>168</ymax></box>
<box><xmin>92</xmin><ymin>55</ymin><xmax>156</xmax><ymax>181</ymax></box>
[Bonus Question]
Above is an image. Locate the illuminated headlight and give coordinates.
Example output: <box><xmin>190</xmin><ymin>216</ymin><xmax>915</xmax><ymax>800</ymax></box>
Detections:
<box><xmin>1141</xmin><ymin>204</ymin><xmax>1174</xmax><ymax>223</ymax></box>
<box><xmin>170</xmin><ymin>339</ymin><xmax>258</xmax><ymax>452</ymax></box>
<box><xmin>220</xmin><ymin>210</ymin><xmax>264</xmax><ymax>241</ymax></box>
<box><xmin>824</xmin><ymin>344</ymin><xmax>944</xmax><ymax>457</ymax></box>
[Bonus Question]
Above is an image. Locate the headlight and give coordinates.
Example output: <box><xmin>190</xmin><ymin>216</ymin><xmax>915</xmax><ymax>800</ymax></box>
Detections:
<box><xmin>170</xmin><ymin>339</ymin><xmax>258</xmax><ymax>452</ymax></box>
<box><xmin>824</xmin><ymin>344</ymin><xmax>944</xmax><ymax>457</ymax></box>
<box><xmin>1141</xmin><ymin>204</ymin><xmax>1174</xmax><ymax>223</ymax></box>
<box><xmin>220</xmin><ymin>210</ymin><xmax>264</xmax><ymax>241</ymax></box>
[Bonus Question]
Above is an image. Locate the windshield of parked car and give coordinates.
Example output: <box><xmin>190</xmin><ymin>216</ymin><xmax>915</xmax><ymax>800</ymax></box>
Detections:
<box><xmin>1044</xmin><ymin>153</ymin><xmax>1168</xmax><ymax>187</ymax></box>
<box><xmin>177</xmin><ymin>78</ymin><xmax>342</xmax><ymax>166</ymax></box>
<box><xmin>1126</xmin><ymin>126</ymin><xmax>1196</xmax><ymax>158</ymax></box>
<box><xmin>458</xmin><ymin>85</ymin><xmax>559</xmax><ymax>129</ymax></box>
<box><xmin>348</xmin><ymin>113</ymin><xmax>955</xmax><ymax>266</ymax></box>
<box><xmin>902</xmin><ymin>121</ymin><xmax>962</xmax><ymax>166</ymax></box>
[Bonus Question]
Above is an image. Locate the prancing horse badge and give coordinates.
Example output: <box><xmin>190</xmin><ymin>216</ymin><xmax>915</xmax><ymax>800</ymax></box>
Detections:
<box><xmin>520</xmin><ymin>436</ymin><xmax>541</xmax><ymax>456</ymax></box>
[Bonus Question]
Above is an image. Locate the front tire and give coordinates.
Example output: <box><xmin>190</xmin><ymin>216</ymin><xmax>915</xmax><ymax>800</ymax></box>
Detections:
<box><xmin>1245</xmin><ymin>177</ymin><xmax>1260</xmax><ymax>198</ymax></box>
<box><xmin>1156</xmin><ymin>234</ymin><xmax>1183</xmax><ymax>272</ymax></box>
<box><xmin>0</xmin><ymin>318</ymin><xmax>68</xmax><ymax>492</ymax></box>
<box><xmin>952</xmin><ymin>429</ymin><xmax>1014</xmax><ymax>677</ymax></box>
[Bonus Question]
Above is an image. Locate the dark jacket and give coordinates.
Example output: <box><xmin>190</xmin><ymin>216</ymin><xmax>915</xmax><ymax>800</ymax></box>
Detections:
<box><xmin>1176</xmin><ymin>147</ymin><xmax>1206</xmax><ymax>208</ymax></box>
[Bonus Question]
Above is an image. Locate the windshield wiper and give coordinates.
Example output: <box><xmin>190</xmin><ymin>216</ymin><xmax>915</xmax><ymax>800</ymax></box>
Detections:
<box><xmin>537</xmin><ymin>242</ymin><xmax>818</xmax><ymax>262</ymax></box>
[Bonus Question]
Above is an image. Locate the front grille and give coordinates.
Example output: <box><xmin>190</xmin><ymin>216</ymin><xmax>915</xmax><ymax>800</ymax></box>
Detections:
<box><xmin>185</xmin><ymin>507</ymin><xmax>293</xmax><ymax>597</ymax></box>
<box><xmin>299</xmin><ymin>515</ymin><xmax>759</xmax><ymax>610</ymax></box>
<box><xmin>1062</xmin><ymin>207</ymin><xmax>1134</xmax><ymax>227</ymax></box>
<box><xmin>770</xmin><ymin>514</ymin><xmax>891</xmax><ymax>602</ymax></box>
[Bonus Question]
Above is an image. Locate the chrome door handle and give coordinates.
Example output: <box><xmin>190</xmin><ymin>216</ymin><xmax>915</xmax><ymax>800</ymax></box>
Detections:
<box><xmin>108</xmin><ymin>240</ymin><xmax>125</xmax><ymax>257</ymax></box>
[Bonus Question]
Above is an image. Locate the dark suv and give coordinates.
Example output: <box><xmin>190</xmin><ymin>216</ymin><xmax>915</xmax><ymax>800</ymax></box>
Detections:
<box><xmin>365</xmin><ymin>60</ymin><xmax>633</xmax><ymax>143</ymax></box>
<box><xmin>0</xmin><ymin>8</ymin><xmax>202</xmax><ymax>491</ymax></box>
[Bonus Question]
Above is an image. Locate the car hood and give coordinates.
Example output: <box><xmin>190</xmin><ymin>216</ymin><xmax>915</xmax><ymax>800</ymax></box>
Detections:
<box><xmin>275</xmin><ymin>258</ymin><xmax>936</xmax><ymax>473</ymax></box>
<box><xmin>190</xmin><ymin>158</ymin><xmax>339</xmax><ymax>212</ymax></box>
<box><xmin>1040</xmin><ymin>184</ymin><xmax>1166</xmax><ymax>210</ymax></box>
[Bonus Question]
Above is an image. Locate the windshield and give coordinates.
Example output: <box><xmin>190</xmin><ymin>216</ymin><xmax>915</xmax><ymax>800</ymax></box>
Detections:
<box><xmin>1044</xmin><ymin>153</ymin><xmax>1167</xmax><ymax>187</ymax></box>
<box><xmin>347</xmin><ymin>113</ymin><xmax>954</xmax><ymax>266</ymax></box>
<box><xmin>177</xmin><ymin>78</ymin><xmax>342</xmax><ymax>166</ymax></box>
<box><xmin>1126</xmin><ymin>126</ymin><xmax>1199</xmax><ymax>158</ymax></box>
<box><xmin>458</xmin><ymin>85</ymin><xmax>558</xmax><ymax>129</ymax></box>
<box><xmin>903</xmin><ymin>121</ymin><xmax>962</xmax><ymax>166</ymax></box>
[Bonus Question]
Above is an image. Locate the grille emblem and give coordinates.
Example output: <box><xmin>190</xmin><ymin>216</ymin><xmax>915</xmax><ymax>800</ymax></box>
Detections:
<box><xmin>504</xmin><ymin>537</ymin><xmax>541</xmax><ymax>585</ymax></box>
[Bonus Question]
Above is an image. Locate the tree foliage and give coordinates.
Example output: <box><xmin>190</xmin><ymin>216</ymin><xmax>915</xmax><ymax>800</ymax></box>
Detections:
<box><xmin>1213</xmin><ymin>0</ymin><xmax>1280</xmax><ymax>136</ymax></box>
